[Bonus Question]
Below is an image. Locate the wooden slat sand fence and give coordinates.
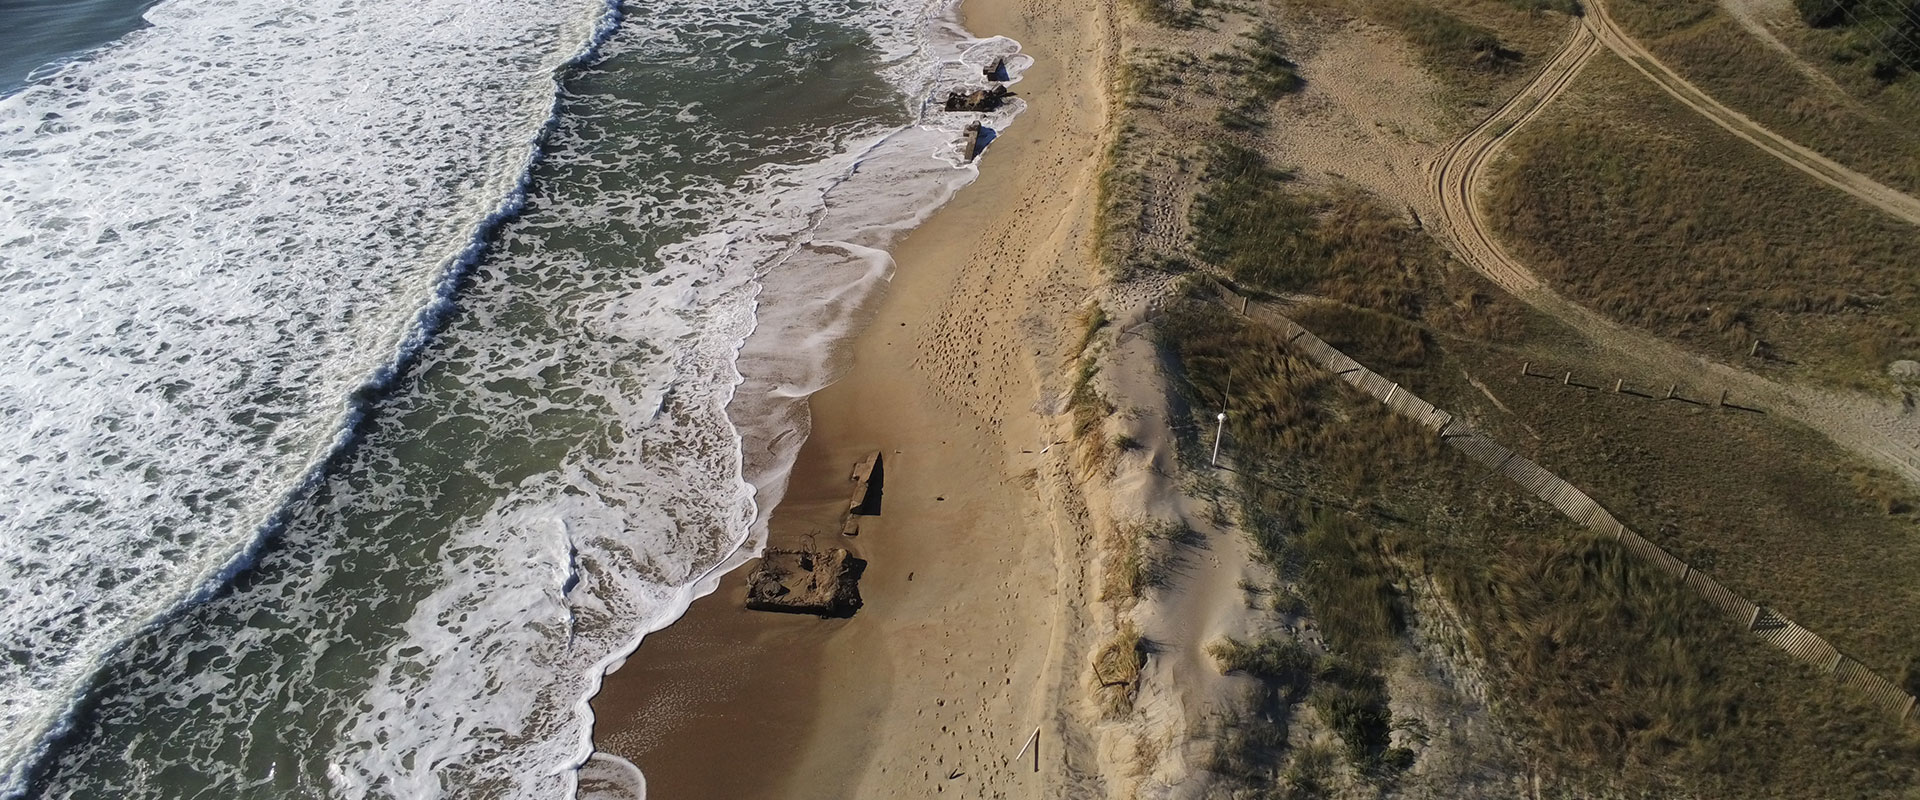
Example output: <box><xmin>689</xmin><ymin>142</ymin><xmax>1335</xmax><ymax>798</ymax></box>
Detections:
<box><xmin>1256</xmin><ymin>309</ymin><xmax>1920</xmax><ymax>726</ymax></box>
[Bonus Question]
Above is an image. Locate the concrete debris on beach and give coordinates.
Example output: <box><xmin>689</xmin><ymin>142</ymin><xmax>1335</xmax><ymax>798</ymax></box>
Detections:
<box><xmin>747</xmin><ymin>451</ymin><xmax>882</xmax><ymax>615</ymax></box>
<box><xmin>745</xmin><ymin>547</ymin><xmax>866</xmax><ymax>617</ymax></box>
<box><xmin>944</xmin><ymin>85</ymin><xmax>1014</xmax><ymax>113</ymax></box>
<box><xmin>962</xmin><ymin>123</ymin><xmax>985</xmax><ymax>163</ymax></box>
<box><xmin>842</xmin><ymin>451</ymin><xmax>883</xmax><ymax>535</ymax></box>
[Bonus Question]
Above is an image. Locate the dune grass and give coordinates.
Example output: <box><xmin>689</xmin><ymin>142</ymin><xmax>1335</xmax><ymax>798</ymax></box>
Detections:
<box><xmin>1093</xmin><ymin>622</ymin><xmax>1146</xmax><ymax>716</ymax></box>
<box><xmin>1104</xmin><ymin>0</ymin><xmax>1920</xmax><ymax>791</ymax></box>
<box><xmin>1191</xmin><ymin>144</ymin><xmax>1523</xmax><ymax>344</ymax></box>
<box><xmin>1298</xmin><ymin>0</ymin><xmax>1575</xmax><ymax>112</ymax></box>
<box><xmin>1488</xmin><ymin>56</ymin><xmax>1920</xmax><ymax>385</ymax></box>
<box><xmin>1159</xmin><ymin>299</ymin><xmax>1920</xmax><ymax>794</ymax></box>
<box><xmin>1608</xmin><ymin>0</ymin><xmax>1920</xmax><ymax>195</ymax></box>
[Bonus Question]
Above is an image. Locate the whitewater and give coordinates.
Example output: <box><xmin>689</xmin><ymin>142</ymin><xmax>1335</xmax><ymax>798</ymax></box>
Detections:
<box><xmin>0</xmin><ymin>0</ymin><xmax>1026</xmax><ymax>797</ymax></box>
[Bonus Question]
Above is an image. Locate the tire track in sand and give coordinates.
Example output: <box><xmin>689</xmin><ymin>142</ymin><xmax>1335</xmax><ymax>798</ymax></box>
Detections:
<box><xmin>1427</xmin><ymin>23</ymin><xmax>1920</xmax><ymax>487</ymax></box>
<box><xmin>1584</xmin><ymin>0</ymin><xmax>1920</xmax><ymax>227</ymax></box>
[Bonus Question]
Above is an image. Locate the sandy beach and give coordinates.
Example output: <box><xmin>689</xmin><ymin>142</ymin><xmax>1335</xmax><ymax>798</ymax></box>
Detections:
<box><xmin>588</xmin><ymin>0</ymin><xmax>1115</xmax><ymax>796</ymax></box>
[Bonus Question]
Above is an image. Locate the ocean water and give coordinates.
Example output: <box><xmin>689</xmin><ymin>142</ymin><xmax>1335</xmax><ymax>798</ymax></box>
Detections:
<box><xmin>0</xmin><ymin>0</ymin><xmax>1025</xmax><ymax>797</ymax></box>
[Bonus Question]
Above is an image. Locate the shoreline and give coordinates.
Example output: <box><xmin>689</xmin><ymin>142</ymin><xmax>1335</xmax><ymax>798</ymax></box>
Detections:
<box><xmin>586</xmin><ymin>0</ymin><xmax>1113</xmax><ymax>795</ymax></box>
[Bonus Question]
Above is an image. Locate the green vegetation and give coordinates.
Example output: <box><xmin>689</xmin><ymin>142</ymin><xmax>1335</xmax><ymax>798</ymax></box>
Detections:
<box><xmin>1213</xmin><ymin>25</ymin><xmax>1304</xmax><ymax>130</ymax></box>
<box><xmin>1500</xmin><ymin>0</ymin><xmax>1580</xmax><ymax>12</ymax></box>
<box><xmin>1160</xmin><ymin>298</ymin><xmax>1920</xmax><ymax>794</ymax></box>
<box><xmin>1308</xmin><ymin>658</ymin><xmax>1413</xmax><ymax>775</ymax></box>
<box><xmin>1074</xmin><ymin>300</ymin><xmax>1110</xmax><ymax>356</ymax></box>
<box><xmin>1606</xmin><ymin>0</ymin><xmax>1713</xmax><ymax>33</ymax></box>
<box><xmin>1795</xmin><ymin>0</ymin><xmax>1920</xmax><ymax>80</ymax></box>
<box><xmin>1125</xmin><ymin>0</ymin><xmax>1205</xmax><ymax>28</ymax></box>
<box><xmin>1489</xmin><ymin>57</ymin><xmax>1920</xmax><ymax>384</ymax></box>
<box><xmin>1191</xmin><ymin>144</ymin><xmax>1520</xmax><ymax>344</ymax></box>
<box><xmin>1099</xmin><ymin>0</ymin><xmax>1920</xmax><ymax>793</ymax></box>
<box><xmin>1102</xmin><ymin>525</ymin><xmax>1146</xmax><ymax>601</ymax></box>
<box><xmin>1296</xmin><ymin>515</ymin><xmax>1402</xmax><ymax>661</ymax></box>
<box><xmin>1210</xmin><ymin>635</ymin><xmax>1317</xmax><ymax>685</ymax></box>
<box><xmin>1608</xmin><ymin>0</ymin><xmax>1920</xmax><ymax>194</ymax></box>
<box><xmin>1305</xmin><ymin>0</ymin><xmax>1574</xmax><ymax>109</ymax></box>
<box><xmin>1210</xmin><ymin>635</ymin><xmax>1414</xmax><ymax>778</ymax></box>
<box><xmin>1378</xmin><ymin>1</ymin><xmax>1523</xmax><ymax>74</ymax></box>
<box><xmin>1069</xmin><ymin>302</ymin><xmax>1118</xmax><ymax>470</ymax></box>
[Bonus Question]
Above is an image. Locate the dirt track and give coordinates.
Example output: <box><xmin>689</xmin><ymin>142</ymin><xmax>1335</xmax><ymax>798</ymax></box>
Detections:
<box><xmin>1426</xmin><ymin>19</ymin><xmax>1920</xmax><ymax>486</ymax></box>
<box><xmin>1585</xmin><ymin>0</ymin><xmax>1920</xmax><ymax>226</ymax></box>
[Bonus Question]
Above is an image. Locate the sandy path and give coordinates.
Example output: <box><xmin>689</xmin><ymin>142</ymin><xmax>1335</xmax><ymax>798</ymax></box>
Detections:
<box><xmin>1427</xmin><ymin>22</ymin><xmax>1920</xmax><ymax>487</ymax></box>
<box><xmin>1584</xmin><ymin>0</ymin><xmax>1920</xmax><ymax>226</ymax></box>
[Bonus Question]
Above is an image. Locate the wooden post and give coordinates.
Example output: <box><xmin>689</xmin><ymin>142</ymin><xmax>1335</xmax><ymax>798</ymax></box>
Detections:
<box><xmin>1747</xmin><ymin>605</ymin><xmax>1764</xmax><ymax>631</ymax></box>
<box><xmin>1520</xmin><ymin>360</ymin><xmax>1531</xmax><ymax>377</ymax></box>
<box><xmin>1718</xmin><ymin>389</ymin><xmax>1728</xmax><ymax>408</ymax></box>
<box><xmin>1385</xmin><ymin>384</ymin><xmax>1398</xmax><ymax>403</ymax></box>
<box><xmin>1665</xmin><ymin>384</ymin><xmax>1676</xmax><ymax>400</ymax></box>
<box><xmin>1240</xmin><ymin>296</ymin><xmax>1250</xmax><ymax>315</ymax></box>
<box><xmin>1015</xmin><ymin>726</ymin><xmax>1040</xmax><ymax>772</ymax></box>
<box><xmin>1563</xmin><ymin>371</ymin><xmax>1572</xmax><ymax>386</ymax></box>
<box><xmin>1679</xmin><ymin>563</ymin><xmax>1691</xmax><ymax>581</ymax></box>
<box><xmin>1749</xmin><ymin>340</ymin><xmax>1760</xmax><ymax>357</ymax></box>
<box><xmin>1831</xmin><ymin>653</ymin><xmax>1847</xmax><ymax>673</ymax></box>
<box><xmin>1613</xmin><ymin>378</ymin><xmax>1623</xmax><ymax>393</ymax></box>
<box><xmin>1615</xmin><ymin>523</ymin><xmax>1625</xmax><ymax>541</ymax></box>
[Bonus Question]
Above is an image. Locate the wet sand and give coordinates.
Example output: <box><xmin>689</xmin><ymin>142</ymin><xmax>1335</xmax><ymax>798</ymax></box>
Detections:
<box><xmin>588</xmin><ymin>0</ymin><xmax>1113</xmax><ymax>795</ymax></box>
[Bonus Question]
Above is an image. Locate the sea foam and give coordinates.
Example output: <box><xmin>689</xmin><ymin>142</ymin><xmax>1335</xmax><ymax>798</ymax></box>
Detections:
<box><xmin>0</xmin><ymin>0</ymin><xmax>611</xmax><ymax>791</ymax></box>
<box><xmin>2</xmin><ymin>0</ymin><xmax>1027</xmax><ymax>797</ymax></box>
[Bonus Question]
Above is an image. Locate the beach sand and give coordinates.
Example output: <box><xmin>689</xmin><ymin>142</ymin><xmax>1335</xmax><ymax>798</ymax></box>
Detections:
<box><xmin>587</xmin><ymin>0</ymin><xmax>1114</xmax><ymax>797</ymax></box>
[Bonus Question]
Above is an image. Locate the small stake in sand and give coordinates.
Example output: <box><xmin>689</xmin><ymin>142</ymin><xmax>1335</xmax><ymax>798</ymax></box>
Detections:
<box><xmin>1014</xmin><ymin>726</ymin><xmax>1040</xmax><ymax>773</ymax></box>
<box><xmin>1211</xmin><ymin>370</ymin><xmax>1233</xmax><ymax>467</ymax></box>
<box><xmin>1211</xmin><ymin>412</ymin><xmax>1227</xmax><ymax>467</ymax></box>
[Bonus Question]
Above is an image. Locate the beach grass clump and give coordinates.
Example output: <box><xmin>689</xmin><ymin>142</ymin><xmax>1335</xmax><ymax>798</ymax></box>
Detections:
<box><xmin>1213</xmin><ymin>25</ymin><xmax>1303</xmax><ymax>130</ymax></box>
<box><xmin>1500</xmin><ymin>0</ymin><xmax>1580</xmax><ymax>13</ymax></box>
<box><xmin>1102</xmin><ymin>527</ymin><xmax>1147</xmax><ymax>601</ymax></box>
<box><xmin>1074</xmin><ymin>300</ymin><xmax>1110</xmax><ymax>356</ymax></box>
<box><xmin>1125</xmin><ymin>0</ymin><xmax>1205</xmax><ymax>28</ymax></box>
<box><xmin>1439</xmin><ymin>533</ymin><xmax>1920</xmax><ymax>790</ymax></box>
<box><xmin>1093</xmin><ymin>622</ymin><xmax>1147</xmax><ymax>716</ymax></box>
<box><xmin>1309</xmin><ymin>657</ymin><xmax>1413</xmax><ymax>776</ymax></box>
<box><xmin>1203</xmin><ymin>699</ymin><xmax>1294</xmax><ymax>786</ymax></box>
<box><xmin>1209</xmin><ymin>635</ymin><xmax>1317</xmax><ymax>687</ymax></box>
<box><xmin>1068</xmin><ymin>355</ymin><xmax>1119</xmax><ymax>470</ymax></box>
<box><xmin>1378</xmin><ymin>1</ymin><xmax>1523</xmax><ymax>73</ymax></box>
<box><xmin>1278</xmin><ymin>740</ymin><xmax>1341</xmax><ymax>797</ymax></box>
<box><xmin>1297</xmin><ymin>514</ymin><xmax>1403</xmax><ymax>661</ymax></box>
<box><xmin>1206</xmin><ymin>635</ymin><xmax>1413</xmax><ymax>782</ymax></box>
<box><xmin>1190</xmin><ymin>145</ymin><xmax>1318</xmax><ymax>293</ymax></box>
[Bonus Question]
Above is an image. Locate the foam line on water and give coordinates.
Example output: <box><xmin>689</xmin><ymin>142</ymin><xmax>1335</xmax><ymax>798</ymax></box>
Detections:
<box><xmin>0</xmin><ymin>0</ymin><xmax>622</xmax><ymax>793</ymax></box>
<box><xmin>4</xmin><ymin>0</ymin><xmax>1028</xmax><ymax>796</ymax></box>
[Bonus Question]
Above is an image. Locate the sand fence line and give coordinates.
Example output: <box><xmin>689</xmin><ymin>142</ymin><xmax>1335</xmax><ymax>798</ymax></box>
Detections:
<box><xmin>1236</xmin><ymin>299</ymin><xmax>1918</xmax><ymax>726</ymax></box>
